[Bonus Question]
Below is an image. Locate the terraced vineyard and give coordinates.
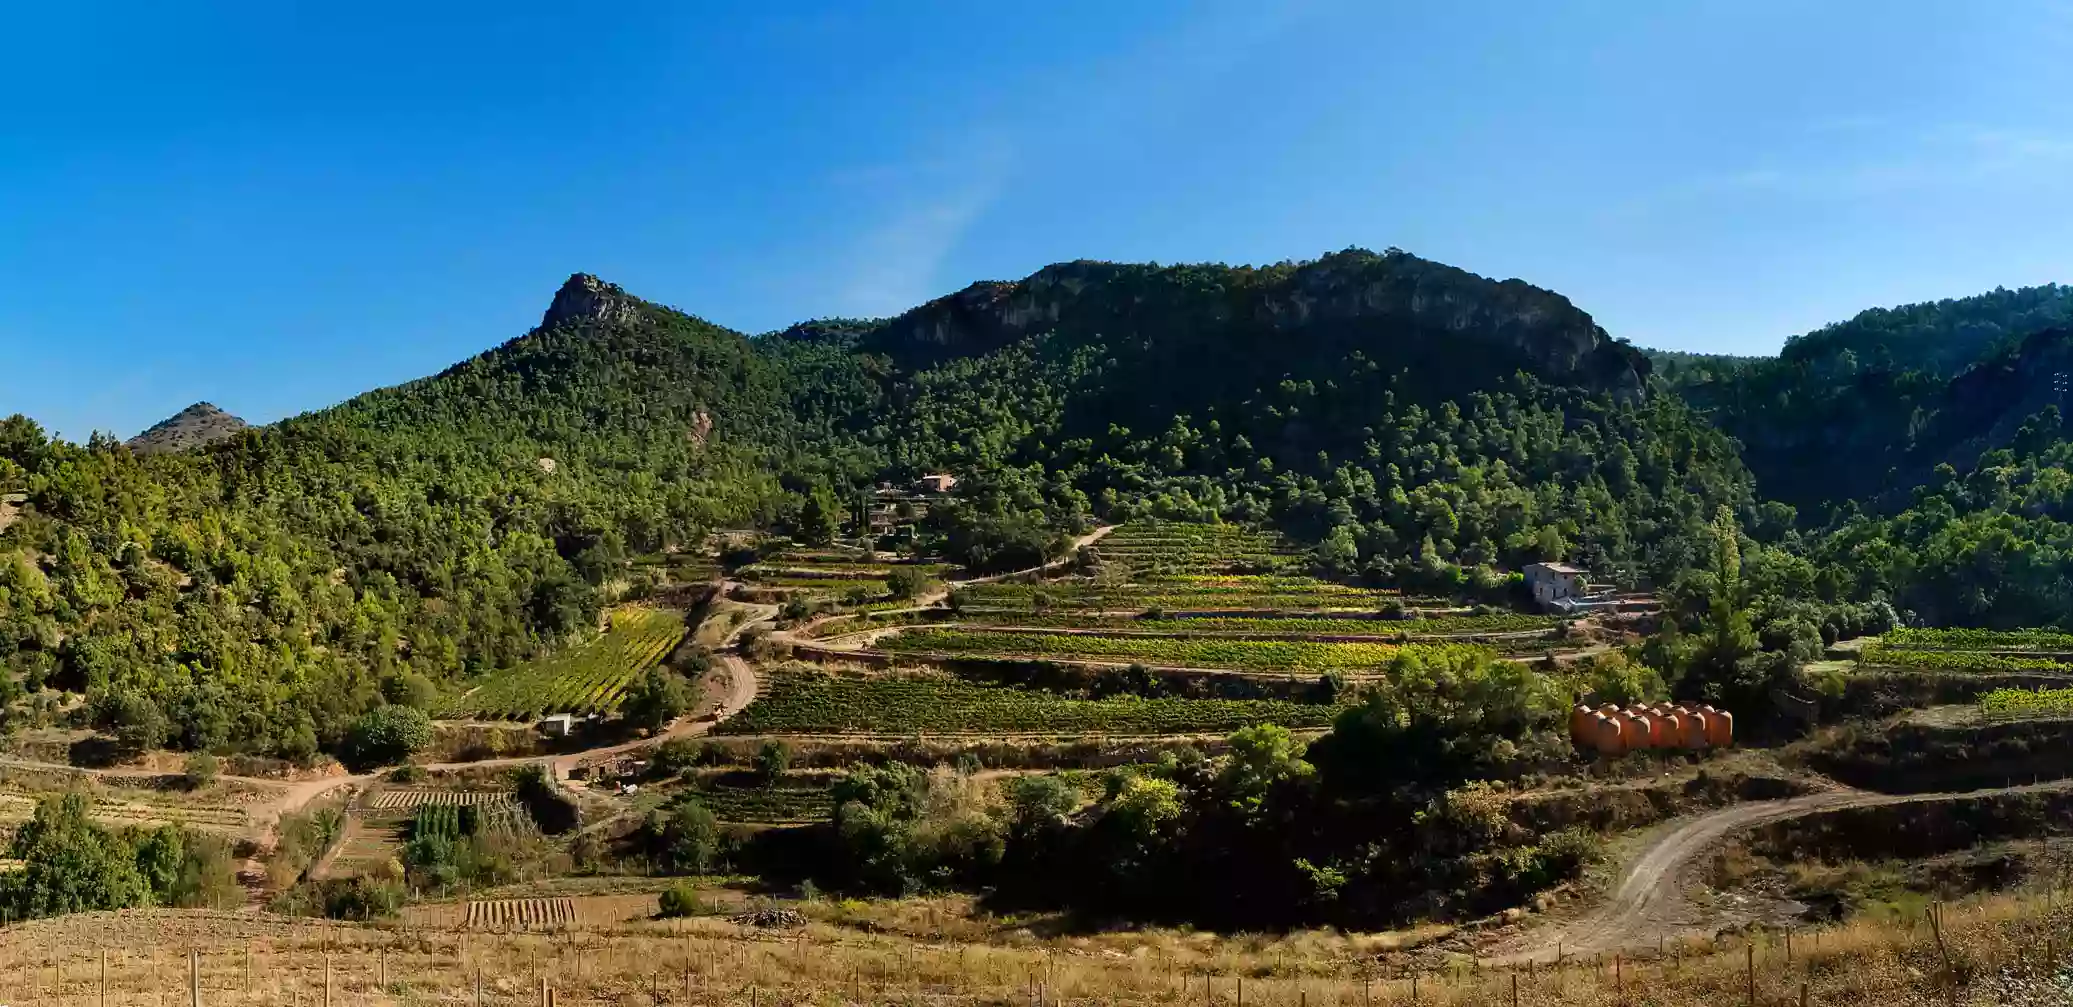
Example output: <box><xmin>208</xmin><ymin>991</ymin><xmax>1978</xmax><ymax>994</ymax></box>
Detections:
<box><xmin>741</xmin><ymin>561</ymin><xmax>947</xmax><ymax>581</ymax></box>
<box><xmin>879</xmin><ymin>627</ymin><xmax>1496</xmax><ymax>673</ymax></box>
<box><xmin>1979</xmin><ymin>686</ymin><xmax>2073</xmax><ymax>718</ymax></box>
<box><xmin>1883</xmin><ymin>627</ymin><xmax>2073</xmax><ymax>651</ymax></box>
<box><xmin>444</xmin><ymin>606</ymin><xmax>687</xmax><ymax>720</ymax></box>
<box><xmin>951</xmin><ymin>611</ymin><xmax>1557</xmax><ymax>637</ymax></box>
<box><xmin>0</xmin><ymin>791</ymin><xmax>253</xmax><ymax>834</ymax></box>
<box><xmin>686</xmin><ymin>777</ymin><xmax>833</xmax><ymax>823</ymax></box>
<box><xmin>959</xmin><ymin>579</ymin><xmax>1408</xmax><ymax>612</ymax></box>
<box><xmin>1089</xmin><ymin>522</ymin><xmax>1302</xmax><ymax>574</ymax></box>
<box><xmin>1857</xmin><ymin>645</ymin><xmax>2073</xmax><ymax>675</ymax></box>
<box><xmin>719</xmin><ymin>668</ymin><xmax>1342</xmax><ymax>736</ymax></box>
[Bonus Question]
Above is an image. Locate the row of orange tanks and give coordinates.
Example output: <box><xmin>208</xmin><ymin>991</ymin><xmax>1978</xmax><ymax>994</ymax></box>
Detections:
<box><xmin>1570</xmin><ymin>703</ymin><xmax>1733</xmax><ymax>755</ymax></box>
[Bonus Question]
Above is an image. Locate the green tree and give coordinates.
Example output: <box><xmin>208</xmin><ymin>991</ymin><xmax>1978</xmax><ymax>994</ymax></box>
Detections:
<box><xmin>799</xmin><ymin>486</ymin><xmax>842</xmax><ymax>547</ymax></box>
<box><xmin>885</xmin><ymin>566</ymin><xmax>929</xmax><ymax>600</ymax></box>
<box><xmin>622</xmin><ymin>667</ymin><xmax>689</xmax><ymax>735</ymax></box>
<box><xmin>0</xmin><ymin>794</ymin><xmax>150</xmax><ymax>922</ymax></box>
<box><xmin>341</xmin><ymin>706</ymin><xmax>433</xmax><ymax>772</ymax></box>
<box><xmin>646</xmin><ymin>799</ymin><xmax>722</xmax><ymax>874</ymax></box>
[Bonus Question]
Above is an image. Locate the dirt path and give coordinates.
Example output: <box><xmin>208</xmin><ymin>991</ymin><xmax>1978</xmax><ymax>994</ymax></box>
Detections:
<box><xmin>1493</xmin><ymin>776</ymin><xmax>2073</xmax><ymax>961</ymax></box>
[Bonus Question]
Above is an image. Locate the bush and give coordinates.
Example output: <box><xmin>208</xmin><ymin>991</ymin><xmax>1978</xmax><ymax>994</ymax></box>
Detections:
<box><xmin>646</xmin><ymin>798</ymin><xmax>723</xmax><ymax>874</ymax></box>
<box><xmin>181</xmin><ymin>752</ymin><xmax>219</xmax><ymax>790</ymax></box>
<box><xmin>886</xmin><ymin>567</ymin><xmax>930</xmax><ymax>600</ymax></box>
<box><xmin>754</xmin><ymin>740</ymin><xmax>792</xmax><ymax>782</ymax></box>
<box><xmin>657</xmin><ymin>883</ymin><xmax>707</xmax><ymax>918</ymax></box>
<box><xmin>653</xmin><ymin>738</ymin><xmax>703</xmax><ymax>776</ymax></box>
<box><xmin>341</xmin><ymin>706</ymin><xmax>433</xmax><ymax>772</ymax></box>
<box><xmin>622</xmin><ymin>667</ymin><xmax>690</xmax><ymax>735</ymax></box>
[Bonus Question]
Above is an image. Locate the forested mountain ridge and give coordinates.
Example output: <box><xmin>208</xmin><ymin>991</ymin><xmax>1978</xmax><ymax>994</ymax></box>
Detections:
<box><xmin>0</xmin><ymin>245</ymin><xmax>1953</xmax><ymax>768</ymax></box>
<box><xmin>762</xmin><ymin>249</ymin><xmax>1751</xmax><ymax>589</ymax></box>
<box><xmin>1660</xmin><ymin>283</ymin><xmax>2073</xmax><ymax>509</ymax></box>
<box><xmin>0</xmin><ymin>278</ymin><xmax>807</xmax><ymax>760</ymax></box>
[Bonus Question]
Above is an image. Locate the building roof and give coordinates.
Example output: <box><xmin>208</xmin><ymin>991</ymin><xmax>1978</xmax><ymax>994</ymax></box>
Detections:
<box><xmin>1530</xmin><ymin>562</ymin><xmax>1588</xmax><ymax>576</ymax></box>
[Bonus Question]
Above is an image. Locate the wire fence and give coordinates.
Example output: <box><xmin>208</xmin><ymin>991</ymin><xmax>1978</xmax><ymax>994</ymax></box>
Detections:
<box><xmin>0</xmin><ymin>899</ymin><xmax>2067</xmax><ymax>1007</ymax></box>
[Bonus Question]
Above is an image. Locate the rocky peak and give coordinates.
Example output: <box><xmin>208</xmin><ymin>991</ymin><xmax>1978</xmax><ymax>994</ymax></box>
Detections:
<box><xmin>127</xmin><ymin>402</ymin><xmax>249</xmax><ymax>454</ymax></box>
<box><xmin>542</xmin><ymin>273</ymin><xmax>643</xmax><ymax>330</ymax></box>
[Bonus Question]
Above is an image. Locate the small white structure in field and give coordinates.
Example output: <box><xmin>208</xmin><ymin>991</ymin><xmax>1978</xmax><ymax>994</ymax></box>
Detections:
<box><xmin>540</xmin><ymin>713</ymin><xmax>576</xmax><ymax>737</ymax></box>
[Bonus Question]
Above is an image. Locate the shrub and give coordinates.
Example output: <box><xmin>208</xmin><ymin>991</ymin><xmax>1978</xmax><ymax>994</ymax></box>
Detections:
<box><xmin>342</xmin><ymin>706</ymin><xmax>433</xmax><ymax>771</ymax></box>
<box><xmin>657</xmin><ymin>883</ymin><xmax>706</xmax><ymax>918</ymax></box>
<box><xmin>653</xmin><ymin>738</ymin><xmax>702</xmax><ymax>776</ymax></box>
<box><xmin>755</xmin><ymin>740</ymin><xmax>792</xmax><ymax>782</ymax></box>
<box><xmin>886</xmin><ymin>567</ymin><xmax>930</xmax><ymax>600</ymax></box>
<box><xmin>646</xmin><ymin>799</ymin><xmax>723</xmax><ymax>874</ymax></box>
<box><xmin>181</xmin><ymin>752</ymin><xmax>219</xmax><ymax>790</ymax></box>
<box><xmin>622</xmin><ymin>667</ymin><xmax>690</xmax><ymax>735</ymax></box>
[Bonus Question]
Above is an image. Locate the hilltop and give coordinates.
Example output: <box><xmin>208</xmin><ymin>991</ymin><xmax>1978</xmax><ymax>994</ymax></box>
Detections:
<box><xmin>125</xmin><ymin>402</ymin><xmax>248</xmax><ymax>454</ymax></box>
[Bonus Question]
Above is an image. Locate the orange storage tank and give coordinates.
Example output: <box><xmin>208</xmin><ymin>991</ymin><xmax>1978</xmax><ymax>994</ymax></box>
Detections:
<box><xmin>1617</xmin><ymin>709</ymin><xmax>1654</xmax><ymax>750</ymax></box>
<box><xmin>1648</xmin><ymin>710</ymin><xmax>1677</xmax><ymax>748</ymax></box>
<box><xmin>1703</xmin><ymin>706</ymin><xmax>1734</xmax><ymax>747</ymax></box>
<box><xmin>1570</xmin><ymin>705</ymin><xmax>1594</xmax><ymax>745</ymax></box>
<box><xmin>1588</xmin><ymin>713</ymin><xmax>1626</xmax><ymax>756</ymax></box>
<box><xmin>1679</xmin><ymin>709</ymin><xmax>1710</xmax><ymax>749</ymax></box>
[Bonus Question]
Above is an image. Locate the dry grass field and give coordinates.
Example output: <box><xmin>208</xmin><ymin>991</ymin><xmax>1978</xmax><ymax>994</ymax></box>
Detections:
<box><xmin>0</xmin><ymin>889</ymin><xmax>2067</xmax><ymax>1007</ymax></box>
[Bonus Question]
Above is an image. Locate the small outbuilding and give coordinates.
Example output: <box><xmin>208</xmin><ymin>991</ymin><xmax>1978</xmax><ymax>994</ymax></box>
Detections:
<box><xmin>1524</xmin><ymin>562</ymin><xmax>1589</xmax><ymax>607</ymax></box>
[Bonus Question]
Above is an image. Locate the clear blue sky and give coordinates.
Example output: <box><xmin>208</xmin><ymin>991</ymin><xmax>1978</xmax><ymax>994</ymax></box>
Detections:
<box><xmin>5</xmin><ymin>1</ymin><xmax>2072</xmax><ymax>440</ymax></box>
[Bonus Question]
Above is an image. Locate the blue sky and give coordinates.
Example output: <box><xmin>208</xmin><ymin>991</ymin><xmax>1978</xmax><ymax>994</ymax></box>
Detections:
<box><xmin>5</xmin><ymin>1</ymin><xmax>2072</xmax><ymax>440</ymax></box>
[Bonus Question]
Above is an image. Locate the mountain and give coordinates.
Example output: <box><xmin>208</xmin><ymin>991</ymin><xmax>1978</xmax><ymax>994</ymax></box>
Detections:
<box><xmin>769</xmin><ymin>249</ymin><xmax>1748</xmax><ymax>586</ymax></box>
<box><xmin>125</xmin><ymin>402</ymin><xmax>247</xmax><ymax>454</ymax></box>
<box><xmin>0</xmin><ymin>248</ymin><xmax>1753</xmax><ymax>763</ymax></box>
<box><xmin>846</xmin><ymin>249</ymin><xmax>1650</xmax><ymax>396</ymax></box>
<box><xmin>1662</xmin><ymin>283</ymin><xmax>2073</xmax><ymax>510</ymax></box>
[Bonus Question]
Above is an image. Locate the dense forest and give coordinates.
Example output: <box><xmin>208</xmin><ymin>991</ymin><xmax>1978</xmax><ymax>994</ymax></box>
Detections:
<box><xmin>1</xmin><ymin>252</ymin><xmax>2070</xmax><ymax>768</ymax></box>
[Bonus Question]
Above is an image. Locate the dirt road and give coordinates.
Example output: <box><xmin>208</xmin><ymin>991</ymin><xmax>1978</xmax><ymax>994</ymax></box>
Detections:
<box><xmin>1495</xmin><ymin>776</ymin><xmax>2073</xmax><ymax>961</ymax></box>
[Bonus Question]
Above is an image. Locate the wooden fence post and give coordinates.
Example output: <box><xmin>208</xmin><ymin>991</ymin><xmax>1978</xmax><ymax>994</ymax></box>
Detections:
<box><xmin>1746</xmin><ymin>942</ymin><xmax>1756</xmax><ymax>1007</ymax></box>
<box><xmin>190</xmin><ymin>949</ymin><xmax>200</xmax><ymax>1007</ymax></box>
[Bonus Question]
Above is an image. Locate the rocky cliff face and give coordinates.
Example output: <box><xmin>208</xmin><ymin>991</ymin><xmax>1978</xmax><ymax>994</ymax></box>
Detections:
<box><xmin>127</xmin><ymin>402</ymin><xmax>249</xmax><ymax>454</ymax></box>
<box><xmin>862</xmin><ymin>249</ymin><xmax>1647</xmax><ymax>398</ymax></box>
<box><xmin>542</xmin><ymin>273</ymin><xmax>646</xmax><ymax>330</ymax></box>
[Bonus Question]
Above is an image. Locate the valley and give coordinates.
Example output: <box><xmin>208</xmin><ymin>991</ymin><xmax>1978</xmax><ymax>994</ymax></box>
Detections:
<box><xmin>3</xmin><ymin>256</ymin><xmax>2073</xmax><ymax>1005</ymax></box>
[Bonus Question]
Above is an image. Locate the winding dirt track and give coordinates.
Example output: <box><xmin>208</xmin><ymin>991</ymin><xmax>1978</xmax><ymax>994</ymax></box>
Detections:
<box><xmin>1496</xmin><ymin>776</ymin><xmax>2073</xmax><ymax>961</ymax></box>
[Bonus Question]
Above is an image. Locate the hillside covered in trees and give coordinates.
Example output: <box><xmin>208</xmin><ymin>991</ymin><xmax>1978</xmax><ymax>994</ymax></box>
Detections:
<box><xmin>0</xmin><ymin>249</ymin><xmax>2068</xmax><ymax>765</ymax></box>
<box><xmin>1658</xmin><ymin>284</ymin><xmax>2073</xmax><ymax>628</ymax></box>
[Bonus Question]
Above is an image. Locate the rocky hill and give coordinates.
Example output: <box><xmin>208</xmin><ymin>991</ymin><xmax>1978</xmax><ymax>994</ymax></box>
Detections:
<box><xmin>126</xmin><ymin>402</ymin><xmax>248</xmax><ymax>454</ymax></box>
<box><xmin>856</xmin><ymin>249</ymin><xmax>1650</xmax><ymax>399</ymax></box>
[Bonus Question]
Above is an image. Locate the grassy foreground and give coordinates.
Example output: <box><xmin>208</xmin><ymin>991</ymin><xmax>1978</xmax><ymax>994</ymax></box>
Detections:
<box><xmin>1</xmin><ymin>890</ymin><xmax>2069</xmax><ymax>1006</ymax></box>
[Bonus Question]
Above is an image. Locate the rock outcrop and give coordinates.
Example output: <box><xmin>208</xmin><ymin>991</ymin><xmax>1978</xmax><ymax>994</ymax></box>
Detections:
<box><xmin>542</xmin><ymin>273</ymin><xmax>646</xmax><ymax>330</ymax></box>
